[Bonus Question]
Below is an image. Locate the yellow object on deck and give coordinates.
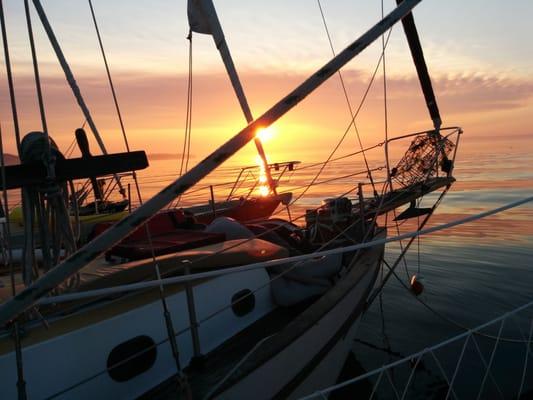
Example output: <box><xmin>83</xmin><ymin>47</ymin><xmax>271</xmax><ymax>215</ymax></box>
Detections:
<box><xmin>8</xmin><ymin>206</ymin><xmax>24</xmax><ymax>227</ymax></box>
<box><xmin>8</xmin><ymin>206</ymin><xmax>127</xmax><ymax>227</ymax></box>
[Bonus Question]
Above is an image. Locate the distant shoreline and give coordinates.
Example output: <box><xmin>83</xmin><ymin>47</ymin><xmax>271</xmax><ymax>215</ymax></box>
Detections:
<box><xmin>1</xmin><ymin>154</ymin><xmax>19</xmax><ymax>166</ymax></box>
<box><xmin>1</xmin><ymin>153</ymin><xmax>196</xmax><ymax>164</ymax></box>
<box><xmin>148</xmin><ymin>153</ymin><xmax>195</xmax><ymax>161</ymax></box>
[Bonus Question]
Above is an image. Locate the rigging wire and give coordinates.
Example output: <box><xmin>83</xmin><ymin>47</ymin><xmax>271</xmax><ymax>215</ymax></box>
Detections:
<box><xmin>86</xmin><ymin>5</ymin><xmax>187</xmax><ymax>386</ymax></box>
<box><xmin>290</xmin><ymin>125</ymin><xmax>459</xmax><ymax>173</ymax></box>
<box><xmin>367</xmin><ymin>186</ymin><xmax>450</xmax><ymax>307</ymax></box>
<box><xmin>417</xmin><ymin>210</ymin><xmax>421</xmax><ymax>274</ymax></box>
<box><xmin>0</xmin><ymin>0</ymin><xmax>21</xmax><ymax>155</ymax></box>
<box><xmin>179</xmin><ymin>30</ymin><xmax>194</xmax><ymax>178</ymax></box>
<box><xmin>172</xmin><ymin>30</ymin><xmax>194</xmax><ymax>209</ymax></box>
<box><xmin>380</xmin><ymin>0</ymin><xmax>393</xmax><ymax>245</ymax></box>
<box><xmin>379</xmin><ymin>0</ymin><xmax>414</xmax><ymax>284</ymax></box>
<box><xmin>87</xmin><ymin>3</ymin><xmax>189</xmax><ymax>386</ymax></box>
<box><xmin>30</xmin><ymin>0</ymin><xmax>126</xmax><ymax>196</ymax></box>
<box><xmin>41</xmin><ymin>181</ymin><xmax>376</xmax><ymax>397</ymax></box>
<box><xmin>63</xmin><ymin>136</ymin><xmax>77</xmax><ymax>158</ymax></box>
<box><xmin>140</xmin><ymin>219</ymin><xmax>189</xmax><ymax>390</ymax></box>
<box><xmin>289</xmin><ymin>26</ymin><xmax>394</xmax><ymax>206</ymax></box>
<box><xmin>23</xmin><ymin>4</ymin><xmax>75</xmax><ymax>274</ymax></box>
<box><xmin>2</xmin><ymin>6</ymin><xmax>518</xmax><ymax>395</ymax></box>
<box><xmin>40</xmin><ymin>193</ymin><xmax>533</xmax><ymax>398</ymax></box>
<box><xmin>23</xmin><ymin>0</ymin><xmax>56</xmax><ymax>279</ymax></box>
<box><xmin>184</xmin><ymin>32</ymin><xmax>193</xmax><ymax>176</ymax></box>
<box><xmin>0</xmin><ymin>122</ymin><xmax>27</xmax><ymax>400</ymax></box>
<box><xmin>316</xmin><ymin>0</ymin><xmax>377</xmax><ymax>196</ymax></box>
<box><xmin>381</xmin><ymin>0</ymin><xmax>391</xmax><ymax>187</ymax></box>
<box><xmin>39</xmin><ymin>168</ymin><xmax>459</xmax><ymax>307</ymax></box>
<box><xmin>87</xmin><ymin>0</ymin><xmax>129</xmax><ymax>153</ymax></box>
<box><xmin>0</xmin><ymin>125</ymin><xmax>15</xmax><ymax>295</ymax></box>
<box><xmin>24</xmin><ymin>0</ymin><xmax>49</xmax><ymax>143</ymax></box>
<box><xmin>1</xmin><ymin>3</ymin><xmax>512</xmax><ymax>392</ymax></box>
<box><xmin>383</xmin><ymin>259</ymin><xmax>533</xmax><ymax>345</ymax></box>
<box><xmin>87</xmin><ymin>0</ymin><xmax>140</xmax><ymax>202</ymax></box>
<box><xmin>0</xmin><ymin>10</ymin><xmax>494</xmax><ymax>392</ymax></box>
<box><xmin>0</xmin><ymin>3</ymin><xmax>434</xmax><ymax>308</ymax></box>
<box><xmin>272</xmin><ymin>129</ymin><xmax>457</xmax><ymax>221</ymax></box>
<box><xmin>42</xmin><ymin>194</ymin><xmax>390</xmax><ymax>398</ymax></box>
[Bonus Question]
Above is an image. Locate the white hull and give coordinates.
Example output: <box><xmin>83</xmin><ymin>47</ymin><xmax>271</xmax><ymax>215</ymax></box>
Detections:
<box><xmin>288</xmin><ymin>316</ymin><xmax>362</xmax><ymax>399</ymax></box>
<box><xmin>0</xmin><ymin>269</ymin><xmax>275</xmax><ymax>400</ymax></box>
<box><xmin>0</xmin><ymin>239</ymin><xmax>383</xmax><ymax>400</ymax></box>
<box><xmin>212</xmin><ymin>240</ymin><xmax>383</xmax><ymax>399</ymax></box>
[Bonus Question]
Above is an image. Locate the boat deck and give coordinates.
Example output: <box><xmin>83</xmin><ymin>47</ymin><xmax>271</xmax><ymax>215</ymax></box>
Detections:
<box><xmin>0</xmin><ymin>239</ymin><xmax>288</xmax><ymax>352</ymax></box>
<box><xmin>145</xmin><ymin>228</ymin><xmax>386</xmax><ymax>399</ymax></box>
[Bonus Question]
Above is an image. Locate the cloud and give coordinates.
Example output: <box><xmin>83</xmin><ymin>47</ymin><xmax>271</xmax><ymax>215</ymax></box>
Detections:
<box><xmin>1</xmin><ymin>69</ymin><xmax>531</xmax><ymax>156</ymax></box>
<box><xmin>341</xmin><ymin>71</ymin><xmax>533</xmax><ymax>113</ymax></box>
<box><xmin>435</xmin><ymin>74</ymin><xmax>533</xmax><ymax>112</ymax></box>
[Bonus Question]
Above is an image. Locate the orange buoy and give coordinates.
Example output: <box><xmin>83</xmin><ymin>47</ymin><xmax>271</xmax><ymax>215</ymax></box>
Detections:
<box><xmin>410</xmin><ymin>274</ymin><xmax>424</xmax><ymax>296</ymax></box>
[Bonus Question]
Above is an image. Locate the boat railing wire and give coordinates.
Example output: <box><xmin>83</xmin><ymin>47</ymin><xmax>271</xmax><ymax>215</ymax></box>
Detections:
<box><xmin>298</xmin><ymin>299</ymin><xmax>533</xmax><ymax>400</ymax></box>
<box><xmin>3</xmin><ymin>128</ymin><xmax>462</xmax><ymax>305</ymax></box>
<box><xmin>34</xmin><ymin>194</ymin><xmax>533</xmax><ymax>305</ymax></box>
<box><xmin>122</xmin><ymin>127</ymin><xmax>461</xmax><ymax>211</ymax></box>
<box><xmin>24</xmin><ymin>194</ymin><xmax>533</xmax><ymax>400</ymax></box>
<box><xmin>2</xmin><ymin>127</ymin><xmax>475</xmax><ymax>399</ymax></box>
<box><xmin>2</xmin><ymin>127</ymin><xmax>461</xmax><ymax>213</ymax></box>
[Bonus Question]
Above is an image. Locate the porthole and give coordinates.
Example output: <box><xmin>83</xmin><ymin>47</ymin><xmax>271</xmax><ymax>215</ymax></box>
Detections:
<box><xmin>231</xmin><ymin>289</ymin><xmax>255</xmax><ymax>317</ymax></box>
<box><xmin>107</xmin><ymin>335</ymin><xmax>157</xmax><ymax>382</ymax></box>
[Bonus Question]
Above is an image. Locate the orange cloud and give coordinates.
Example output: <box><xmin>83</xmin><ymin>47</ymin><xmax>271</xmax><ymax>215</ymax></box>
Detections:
<box><xmin>1</xmin><ymin>69</ymin><xmax>531</xmax><ymax>165</ymax></box>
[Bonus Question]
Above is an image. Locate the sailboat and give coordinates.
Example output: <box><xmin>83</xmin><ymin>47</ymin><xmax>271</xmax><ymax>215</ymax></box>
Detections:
<box><xmin>0</xmin><ymin>0</ymin><xmax>461</xmax><ymax>398</ymax></box>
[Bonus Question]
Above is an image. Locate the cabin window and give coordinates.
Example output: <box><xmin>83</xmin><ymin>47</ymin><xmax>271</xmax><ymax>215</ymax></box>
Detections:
<box><xmin>231</xmin><ymin>289</ymin><xmax>255</xmax><ymax>317</ymax></box>
<box><xmin>107</xmin><ymin>335</ymin><xmax>157</xmax><ymax>382</ymax></box>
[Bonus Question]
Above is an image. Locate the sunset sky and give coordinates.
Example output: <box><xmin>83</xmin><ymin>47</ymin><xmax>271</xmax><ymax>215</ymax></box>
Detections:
<box><xmin>0</xmin><ymin>0</ymin><xmax>531</xmax><ymax>166</ymax></box>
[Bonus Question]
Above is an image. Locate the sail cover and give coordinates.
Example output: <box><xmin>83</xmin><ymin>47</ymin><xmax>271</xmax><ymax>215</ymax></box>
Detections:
<box><xmin>188</xmin><ymin>0</ymin><xmax>212</xmax><ymax>34</ymax></box>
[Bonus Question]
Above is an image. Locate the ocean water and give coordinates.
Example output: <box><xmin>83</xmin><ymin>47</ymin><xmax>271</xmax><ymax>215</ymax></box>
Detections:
<box><xmin>5</xmin><ymin>131</ymin><xmax>528</xmax><ymax>398</ymax></box>
<box><xmin>338</xmin><ymin>135</ymin><xmax>533</xmax><ymax>399</ymax></box>
<box><xmin>135</xmin><ymin>133</ymin><xmax>532</xmax><ymax>398</ymax></box>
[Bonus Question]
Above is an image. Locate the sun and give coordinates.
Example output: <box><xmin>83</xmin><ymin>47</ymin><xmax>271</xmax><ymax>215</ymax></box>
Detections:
<box><xmin>256</xmin><ymin>126</ymin><xmax>276</xmax><ymax>143</ymax></box>
<box><xmin>258</xmin><ymin>185</ymin><xmax>270</xmax><ymax>197</ymax></box>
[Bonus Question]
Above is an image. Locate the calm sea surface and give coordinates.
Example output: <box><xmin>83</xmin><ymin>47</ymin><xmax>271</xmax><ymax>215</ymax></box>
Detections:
<box><xmin>343</xmin><ymin>136</ymin><xmax>533</xmax><ymax>399</ymax></box>
<box><xmin>133</xmin><ymin>133</ymin><xmax>532</xmax><ymax>399</ymax></box>
<box><xmin>5</xmin><ymin>132</ymin><xmax>523</xmax><ymax>398</ymax></box>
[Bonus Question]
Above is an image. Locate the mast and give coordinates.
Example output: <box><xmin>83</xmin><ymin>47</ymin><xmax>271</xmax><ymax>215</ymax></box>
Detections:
<box><xmin>188</xmin><ymin>0</ymin><xmax>276</xmax><ymax>194</ymax></box>
<box><xmin>396</xmin><ymin>0</ymin><xmax>441</xmax><ymax>130</ymax></box>
<box><xmin>0</xmin><ymin>0</ymin><xmax>423</xmax><ymax>326</ymax></box>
